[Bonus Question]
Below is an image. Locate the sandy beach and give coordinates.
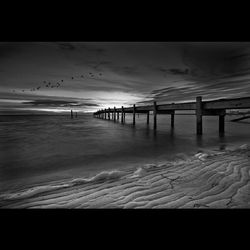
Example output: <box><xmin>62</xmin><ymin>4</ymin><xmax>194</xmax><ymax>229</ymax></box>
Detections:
<box><xmin>0</xmin><ymin>144</ymin><xmax>250</xmax><ymax>209</ymax></box>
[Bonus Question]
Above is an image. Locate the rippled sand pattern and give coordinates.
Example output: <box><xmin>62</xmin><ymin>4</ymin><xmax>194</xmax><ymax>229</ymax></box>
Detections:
<box><xmin>1</xmin><ymin>147</ymin><xmax>250</xmax><ymax>209</ymax></box>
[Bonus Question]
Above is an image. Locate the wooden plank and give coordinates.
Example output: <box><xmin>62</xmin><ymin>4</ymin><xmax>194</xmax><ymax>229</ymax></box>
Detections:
<box><xmin>202</xmin><ymin>109</ymin><xmax>226</xmax><ymax>116</ymax></box>
<box><xmin>158</xmin><ymin>102</ymin><xmax>196</xmax><ymax>110</ymax></box>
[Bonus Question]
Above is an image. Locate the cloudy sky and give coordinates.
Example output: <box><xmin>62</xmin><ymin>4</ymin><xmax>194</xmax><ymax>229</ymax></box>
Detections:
<box><xmin>1</xmin><ymin>42</ymin><xmax>250</xmax><ymax>114</ymax></box>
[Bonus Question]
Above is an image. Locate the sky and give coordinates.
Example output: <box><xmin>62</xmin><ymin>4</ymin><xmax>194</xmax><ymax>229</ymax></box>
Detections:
<box><xmin>1</xmin><ymin>42</ymin><xmax>250</xmax><ymax>114</ymax></box>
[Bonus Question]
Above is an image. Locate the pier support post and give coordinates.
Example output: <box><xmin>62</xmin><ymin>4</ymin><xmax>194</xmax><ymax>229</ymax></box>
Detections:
<box><xmin>104</xmin><ymin>109</ymin><xmax>106</xmax><ymax>119</ymax></box>
<box><xmin>147</xmin><ymin>111</ymin><xmax>150</xmax><ymax>125</ymax></box>
<box><xmin>108</xmin><ymin>108</ymin><xmax>110</xmax><ymax>120</ymax></box>
<box><xmin>219</xmin><ymin>114</ymin><xmax>225</xmax><ymax>134</ymax></box>
<box><xmin>117</xmin><ymin>111</ymin><xmax>119</xmax><ymax>120</ymax></box>
<box><xmin>153</xmin><ymin>101</ymin><xmax>157</xmax><ymax>130</ymax></box>
<box><xmin>121</xmin><ymin>106</ymin><xmax>124</xmax><ymax>124</ymax></box>
<box><xmin>71</xmin><ymin>110</ymin><xmax>73</xmax><ymax>119</ymax></box>
<box><xmin>133</xmin><ymin>104</ymin><xmax>136</xmax><ymax>125</ymax></box>
<box><xmin>196</xmin><ymin>96</ymin><xmax>203</xmax><ymax>135</ymax></box>
<box><xmin>114</xmin><ymin>107</ymin><xmax>116</xmax><ymax>122</ymax></box>
<box><xmin>171</xmin><ymin>111</ymin><xmax>175</xmax><ymax>128</ymax></box>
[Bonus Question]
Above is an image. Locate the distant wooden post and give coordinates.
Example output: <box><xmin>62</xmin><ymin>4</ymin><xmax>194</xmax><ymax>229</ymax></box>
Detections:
<box><xmin>104</xmin><ymin>109</ymin><xmax>106</xmax><ymax>119</ymax></box>
<box><xmin>153</xmin><ymin>101</ymin><xmax>157</xmax><ymax>130</ymax></box>
<box><xmin>196</xmin><ymin>96</ymin><xmax>203</xmax><ymax>135</ymax></box>
<box><xmin>117</xmin><ymin>111</ymin><xmax>119</xmax><ymax>120</ymax></box>
<box><xmin>133</xmin><ymin>104</ymin><xmax>136</xmax><ymax>125</ymax></box>
<box><xmin>219</xmin><ymin>114</ymin><xmax>225</xmax><ymax>134</ymax></box>
<box><xmin>121</xmin><ymin>106</ymin><xmax>124</xmax><ymax>124</ymax></box>
<box><xmin>108</xmin><ymin>108</ymin><xmax>111</xmax><ymax>120</ymax></box>
<box><xmin>147</xmin><ymin>111</ymin><xmax>150</xmax><ymax>124</ymax></box>
<box><xmin>75</xmin><ymin>112</ymin><xmax>77</xmax><ymax>118</ymax></box>
<box><xmin>114</xmin><ymin>107</ymin><xmax>116</xmax><ymax>122</ymax></box>
<box><xmin>71</xmin><ymin>110</ymin><xmax>73</xmax><ymax>119</ymax></box>
<box><xmin>171</xmin><ymin>111</ymin><xmax>175</xmax><ymax>128</ymax></box>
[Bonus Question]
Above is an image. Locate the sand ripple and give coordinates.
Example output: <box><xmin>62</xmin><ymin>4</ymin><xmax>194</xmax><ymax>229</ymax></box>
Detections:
<box><xmin>1</xmin><ymin>146</ymin><xmax>250</xmax><ymax>208</ymax></box>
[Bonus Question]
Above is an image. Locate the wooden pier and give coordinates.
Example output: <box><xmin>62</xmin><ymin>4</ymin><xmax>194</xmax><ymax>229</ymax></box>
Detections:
<box><xmin>93</xmin><ymin>96</ymin><xmax>250</xmax><ymax>135</ymax></box>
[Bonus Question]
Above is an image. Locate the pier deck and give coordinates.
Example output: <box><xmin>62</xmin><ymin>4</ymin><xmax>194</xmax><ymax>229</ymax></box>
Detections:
<box><xmin>93</xmin><ymin>96</ymin><xmax>250</xmax><ymax>135</ymax></box>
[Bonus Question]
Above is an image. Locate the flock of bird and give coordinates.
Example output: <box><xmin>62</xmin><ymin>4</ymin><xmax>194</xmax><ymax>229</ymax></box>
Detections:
<box><xmin>11</xmin><ymin>71</ymin><xmax>103</xmax><ymax>93</ymax></box>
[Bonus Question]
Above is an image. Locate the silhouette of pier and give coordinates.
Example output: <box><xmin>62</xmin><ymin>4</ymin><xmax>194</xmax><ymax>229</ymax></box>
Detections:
<box><xmin>93</xmin><ymin>96</ymin><xmax>250</xmax><ymax>135</ymax></box>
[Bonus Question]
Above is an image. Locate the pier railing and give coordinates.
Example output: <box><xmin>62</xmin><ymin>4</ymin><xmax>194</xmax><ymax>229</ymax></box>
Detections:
<box><xmin>93</xmin><ymin>96</ymin><xmax>250</xmax><ymax>135</ymax></box>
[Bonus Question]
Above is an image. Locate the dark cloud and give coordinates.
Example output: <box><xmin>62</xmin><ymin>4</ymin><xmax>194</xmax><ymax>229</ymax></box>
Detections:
<box><xmin>2</xmin><ymin>42</ymin><xmax>250</xmax><ymax>114</ymax></box>
<box><xmin>69</xmin><ymin>103</ymin><xmax>99</xmax><ymax>107</ymax></box>
<box><xmin>22</xmin><ymin>99</ymin><xmax>99</xmax><ymax>108</ymax></box>
<box><xmin>22</xmin><ymin>100</ymin><xmax>76</xmax><ymax>106</ymax></box>
<box><xmin>168</xmin><ymin>68</ymin><xmax>189</xmax><ymax>75</ymax></box>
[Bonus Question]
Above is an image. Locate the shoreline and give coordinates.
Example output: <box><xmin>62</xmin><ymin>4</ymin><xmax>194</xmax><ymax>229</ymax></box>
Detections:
<box><xmin>0</xmin><ymin>144</ymin><xmax>250</xmax><ymax>208</ymax></box>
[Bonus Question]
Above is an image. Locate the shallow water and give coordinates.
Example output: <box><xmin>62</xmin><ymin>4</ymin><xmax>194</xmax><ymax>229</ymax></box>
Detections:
<box><xmin>0</xmin><ymin>113</ymin><xmax>250</xmax><ymax>192</ymax></box>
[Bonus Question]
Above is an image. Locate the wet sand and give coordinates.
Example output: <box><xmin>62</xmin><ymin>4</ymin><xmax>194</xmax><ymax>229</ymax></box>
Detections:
<box><xmin>0</xmin><ymin>145</ymin><xmax>250</xmax><ymax>208</ymax></box>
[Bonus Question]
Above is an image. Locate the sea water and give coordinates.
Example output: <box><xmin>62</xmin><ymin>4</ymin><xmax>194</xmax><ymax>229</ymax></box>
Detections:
<box><xmin>0</xmin><ymin>113</ymin><xmax>250</xmax><ymax>193</ymax></box>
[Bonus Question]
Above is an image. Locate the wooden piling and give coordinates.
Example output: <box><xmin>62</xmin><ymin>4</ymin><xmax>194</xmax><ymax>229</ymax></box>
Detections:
<box><xmin>133</xmin><ymin>104</ymin><xmax>136</xmax><ymax>125</ymax></box>
<box><xmin>71</xmin><ymin>110</ymin><xmax>73</xmax><ymax>119</ymax></box>
<box><xmin>108</xmin><ymin>108</ymin><xmax>110</xmax><ymax>120</ymax></box>
<box><xmin>196</xmin><ymin>96</ymin><xmax>203</xmax><ymax>135</ymax></box>
<box><xmin>147</xmin><ymin>111</ymin><xmax>150</xmax><ymax>125</ymax></box>
<box><xmin>121</xmin><ymin>106</ymin><xmax>124</xmax><ymax>123</ymax></box>
<box><xmin>104</xmin><ymin>109</ymin><xmax>106</xmax><ymax>119</ymax></box>
<box><xmin>114</xmin><ymin>107</ymin><xmax>116</xmax><ymax>122</ymax></box>
<box><xmin>153</xmin><ymin>101</ymin><xmax>157</xmax><ymax>130</ymax></box>
<box><xmin>171</xmin><ymin>111</ymin><xmax>175</xmax><ymax>128</ymax></box>
<box><xmin>117</xmin><ymin>111</ymin><xmax>119</xmax><ymax>120</ymax></box>
<box><xmin>219</xmin><ymin>114</ymin><xmax>225</xmax><ymax>134</ymax></box>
